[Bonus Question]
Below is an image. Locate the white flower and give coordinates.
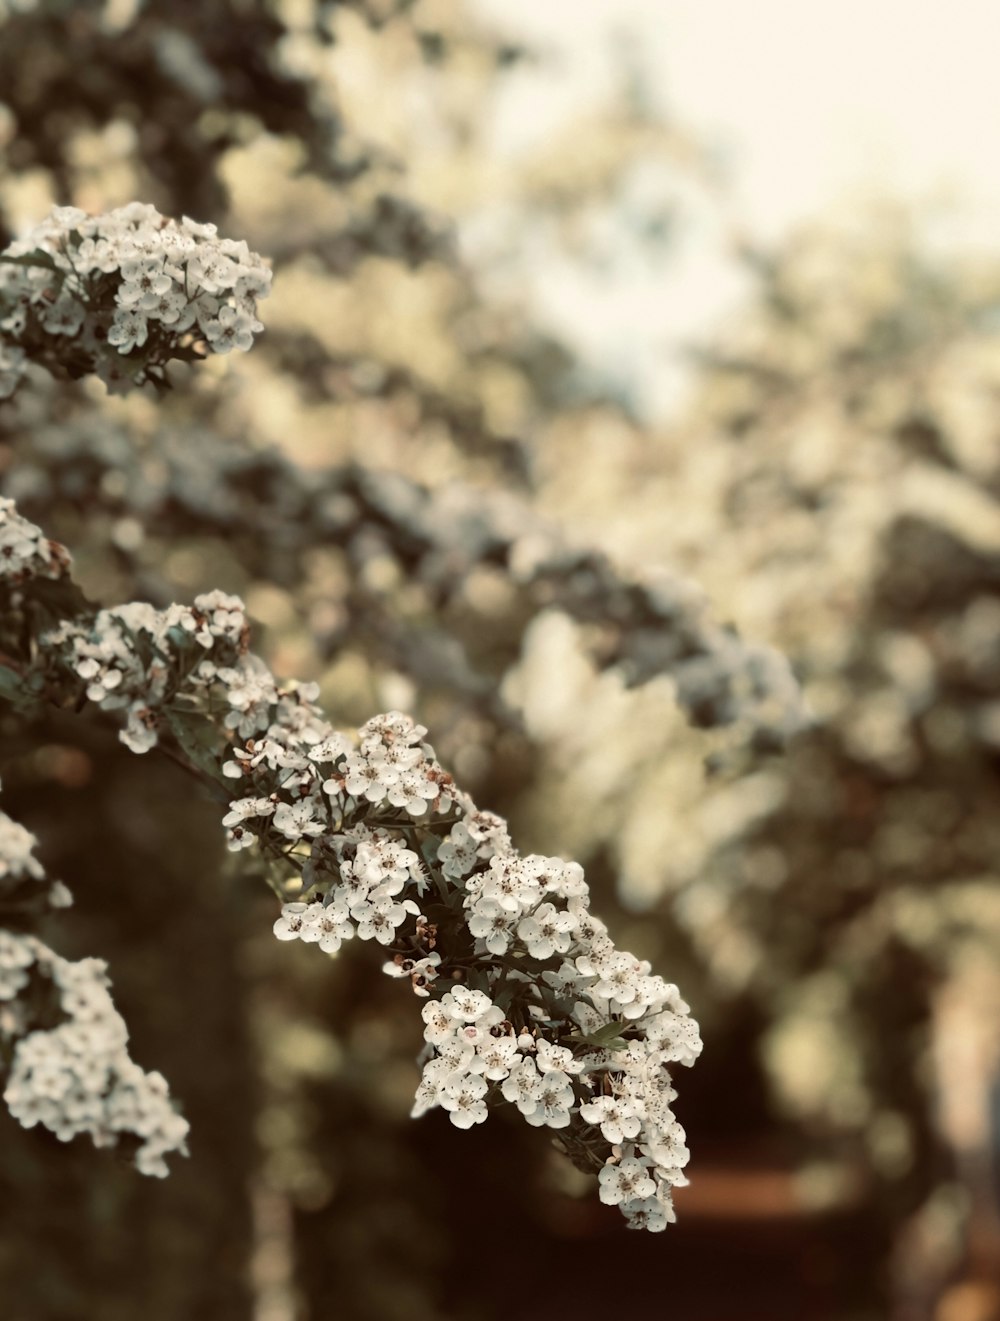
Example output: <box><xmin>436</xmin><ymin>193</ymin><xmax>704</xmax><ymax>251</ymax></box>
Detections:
<box><xmin>579</xmin><ymin>1095</ymin><xmax>642</xmax><ymax>1146</ymax></box>
<box><xmin>107</xmin><ymin>309</ymin><xmax>149</xmax><ymax>353</ymax></box>
<box><xmin>272</xmin><ymin>799</ymin><xmax>325</xmax><ymax>841</ymax></box>
<box><xmin>472</xmin><ymin>1032</ymin><xmax>519</xmax><ymax>1081</ymax></box>
<box><xmin>121</xmin><ymin>704</ymin><xmax>159</xmax><ymax>753</ymax></box>
<box><xmin>192</xmin><ymin>590</ymin><xmax>246</xmax><ymax>645</ymax></box>
<box><xmin>311</xmin><ymin>900</ymin><xmax>355</xmax><ymax>955</ymax></box>
<box><xmin>342</xmin><ymin>750</ymin><xmax>396</xmax><ymax>803</ymax></box>
<box><xmin>0</xmin><ymin>815</ymin><xmax>43</xmax><ymax>882</ymax></box>
<box><xmin>222</xmin><ymin>666</ymin><xmax>278</xmax><ymax>735</ymax></box>
<box><xmin>309</xmin><ymin>734</ymin><xmax>352</xmax><ymax>764</ymax></box>
<box><xmin>411</xmin><ymin>1057</ymin><xmax>451</xmax><ymax>1118</ymax></box>
<box><xmin>222</xmin><ymin>797</ymin><xmax>275</xmax><ymax>828</ymax></box>
<box><xmin>41</xmin><ymin>295</ymin><xmax>85</xmax><ymax>336</ymax></box>
<box><xmin>202</xmin><ymin>303</ymin><xmax>260</xmax><ymax>353</ymax></box>
<box><xmin>443</xmin><ymin>987</ymin><xmax>494</xmax><ymax>1023</ymax></box>
<box><xmin>598</xmin><ymin>1156</ymin><xmax>657</xmax><ymax>1207</ymax></box>
<box><xmin>569</xmin><ymin>902</ymin><xmax>609</xmax><ymax>954</ymax></box>
<box><xmin>522</xmin><ymin>1071</ymin><xmax>575</xmax><ymax>1129</ymax></box>
<box><xmin>641</xmin><ymin>1120</ymin><xmax>690</xmax><ymax>1174</ymax></box>
<box><xmin>437</xmin><ymin>822</ymin><xmax>478</xmax><ymax>879</ymax></box>
<box><xmin>382</xmin><ymin>952</ymin><xmax>441</xmax><ymax>996</ymax></box>
<box><xmin>479</xmin><ymin>855</ymin><xmax>542</xmax><ymax>915</ymax></box>
<box><xmin>186</xmin><ymin>247</ymin><xmax>238</xmax><ymax>295</ymax></box>
<box><xmin>386</xmin><ymin>767</ymin><xmax>438</xmax><ymax>816</ymax></box>
<box><xmin>500</xmin><ymin>1056</ymin><xmax>543</xmax><ymax>1115</ymax></box>
<box><xmin>592</xmin><ymin>952</ymin><xmax>644</xmax><ymax>1007</ymax></box>
<box><xmin>534</xmin><ymin>1039</ymin><xmax>580</xmax><ymax>1075</ymax></box>
<box><xmin>0</xmin><ymin>930</ymin><xmax>36</xmax><ymax>1000</ymax></box>
<box><xmin>144</xmin><ymin>285</ymin><xmax>190</xmax><ymax>325</ymax></box>
<box><xmin>272</xmin><ymin>903</ymin><xmax>315</xmax><ymax>942</ymax></box>
<box><xmin>621</xmin><ymin>1192</ymin><xmax>673</xmax><ymax>1231</ymax></box>
<box><xmin>350</xmin><ymin>891</ymin><xmax>419</xmax><ymax>945</ymax></box>
<box><xmin>545</xmin><ymin>859</ymin><xmax>587</xmax><ymax>900</ymax></box>
<box><xmin>516</xmin><ymin>902</ymin><xmax>574</xmax><ymax>959</ymax></box>
<box><xmin>421</xmin><ymin>998</ymin><xmax>456</xmax><ymax>1046</ymax></box>
<box><xmin>439</xmin><ymin>1072</ymin><xmax>489</xmax><ymax>1129</ymax></box>
<box><xmin>467</xmin><ymin>897</ymin><xmax>518</xmax><ymax>955</ymax></box>
<box><xmin>645</xmin><ymin>1009</ymin><xmax>704</xmax><ymax>1066</ymax></box>
<box><xmin>117</xmin><ymin>257</ymin><xmax>173</xmax><ymax>308</ymax></box>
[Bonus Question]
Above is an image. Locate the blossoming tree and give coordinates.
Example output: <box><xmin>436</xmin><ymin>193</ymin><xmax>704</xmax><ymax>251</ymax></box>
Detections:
<box><xmin>0</xmin><ymin>9</ymin><xmax>836</xmax><ymax>1317</ymax></box>
<box><xmin>0</xmin><ymin>196</ymin><xmax>804</xmax><ymax>1236</ymax></box>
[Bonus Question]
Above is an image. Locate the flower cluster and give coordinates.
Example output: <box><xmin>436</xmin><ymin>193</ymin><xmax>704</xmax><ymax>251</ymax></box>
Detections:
<box><xmin>413</xmin><ymin>827</ymin><xmax>700</xmax><ymax>1229</ymax></box>
<box><xmin>43</xmin><ymin>591</ymin><xmax>249</xmax><ymax>753</ymax></box>
<box><xmin>261</xmin><ymin>728</ymin><xmax>701</xmax><ymax>1228</ymax></box>
<box><xmin>0</xmin><ymin>806</ymin><xmax>188</xmax><ymax>1176</ymax></box>
<box><xmin>0</xmin><ymin>798</ymin><xmax>72</xmax><ymax>919</ymax></box>
<box><xmin>0</xmin><ymin>203</ymin><xmax>270</xmax><ymax>395</ymax></box>
<box><xmin>3</xmin><ymin>495</ymin><xmax>702</xmax><ymax>1227</ymax></box>
<box><xmin>0</xmin><ymin>495</ymin><xmax>70</xmax><ymax>583</ymax></box>
<box><xmin>0</xmin><ymin>809</ymin><xmax>43</xmax><ymax>886</ymax></box>
<box><xmin>274</xmin><ymin>824</ymin><xmax>425</xmax><ymax>955</ymax></box>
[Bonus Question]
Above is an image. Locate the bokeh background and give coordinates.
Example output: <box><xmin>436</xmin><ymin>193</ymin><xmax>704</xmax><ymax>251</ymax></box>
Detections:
<box><xmin>2</xmin><ymin>2</ymin><xmax>1000</xmax><ymax>1319</ymax></box>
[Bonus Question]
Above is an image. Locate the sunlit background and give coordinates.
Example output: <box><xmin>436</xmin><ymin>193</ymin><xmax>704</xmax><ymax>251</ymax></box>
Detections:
<box><xmin>2</xmin><ymin>2</ymin><xmax>1000</xmax><ymax>1320</ymax></box>
<box><xmin>474</xmin><ymin>0</ymin><xmax>1000</xmax><ymax>417</ymax></box>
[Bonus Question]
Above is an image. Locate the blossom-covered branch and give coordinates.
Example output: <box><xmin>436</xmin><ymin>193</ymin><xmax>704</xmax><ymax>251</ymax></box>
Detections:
<box><xmin>2</xmin><ymin>417</ymin><xmax>807</xmax><ymax>748</ymax></box>
<box><xmin>1</xmin><ymin>495</ymin><xmax>700</xmax><ymax>1229</ymax></box>
<box><xmin>0</xmin><ymin>799</ymin><xmax>189</xmax><ymax>1177</ymax></box>
<box><xmin>0</xmin><ymin>204</ymin><xmax>270</xmax><ymax>398</ymax></box>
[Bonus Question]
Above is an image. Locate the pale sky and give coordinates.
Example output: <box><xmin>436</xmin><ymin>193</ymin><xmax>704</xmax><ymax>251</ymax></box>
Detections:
<box><xmin>470</xmin><ymin>0</ymin><xmax>1000</xmax><ymax>416</ymax></box>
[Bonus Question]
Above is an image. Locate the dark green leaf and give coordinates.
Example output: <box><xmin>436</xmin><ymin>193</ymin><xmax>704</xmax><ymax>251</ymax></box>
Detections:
<box><xmin>0</xmin><ymin>248</ymin><xmax>62</xmax><ymax>273</ymax></box>
<box><xmin>0</xmin><ymin>664</ymin><xmax>26</xmax><ymax>701</ymax></box>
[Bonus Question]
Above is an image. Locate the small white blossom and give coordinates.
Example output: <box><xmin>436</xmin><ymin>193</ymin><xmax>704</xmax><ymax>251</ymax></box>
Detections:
<box><xmin>272</xmin><ymin>799</ymin><xmax>325</xmax><ymax>841</ymax></box>
<box><xmin>598</xmin><ymin>1155</ymin><xmax>657</xmax><ymax>1207</ymax></box>
<box><xmin>272</xmin><ymin>902</ymin><xmax>314</xmax><ymax>942</ymax></box>
<box><xmin>444</xmin><ymin>987</ymin><xmax>494</xmax><ymax>1023</ymax></box>
<box><xmin>522</xmin><ymin>1070</ymin><xmax>575</xmax><ymax>1129</ymax></box>
<box><xmin>500</xmin><ymin>1056</ymin><xmax>544</xmax><ymax>1115</ymax></box>
<box><xmin>579</xmin><ymin>1094</ymin><xmax>643</xmax><ymax>1146</ymax></box>
<box><xmin>439</xmin><ymin>1071</ymin><xmax>489</xmax><ymax>1129</ymax></box>
<box><xmin>467</xmin><ymin>897</ymin><xmax>518</xmax><ymax>955</ymax></box>
<box><xmin>517</xmin><ymin>902</ymin><xmax>575</xmax><ymax>960</ymax></box>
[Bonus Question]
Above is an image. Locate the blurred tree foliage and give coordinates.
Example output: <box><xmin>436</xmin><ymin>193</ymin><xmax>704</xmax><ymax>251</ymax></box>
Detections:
<box><xmin>530</xmin><ymin>212</ymin><xmax>1000</xmax><ymax>1318</ymax></box>
<box><xmin>1</xmin><ymin>2</ymin><xmax>999</xmax><ymax>1320</ymax></box>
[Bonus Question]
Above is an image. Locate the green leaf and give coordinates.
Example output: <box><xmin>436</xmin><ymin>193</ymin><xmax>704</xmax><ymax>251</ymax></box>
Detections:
<box><xmin>577</xmin><ymin>1019</ymin><xmax>632</xmax><ymax>1048</ymax></box>
<box><xmin>0</xmin><ymin>663</ymin><xmax>41</xmax><ymax>715</ymax></box>
<box><xmin>502</xmin><ymin>952</ymin><xmax>554</xmax><ymax>977</ymax></box>
<box><xmin>537</xmin><ymin>993</ymin><xmax>578</xmax><ymax>1023</ymax></box>
<box><xmin>166</xmin><ymin>712</ymin><xmax>225</xmax><ymax>780</ymax></box>
<box><xmin>490</xmin><ymin>984</ymin><xmax>517</xmax><ymax>1013</ymax></box>
<box><xmin>0</xmin><ymin>248</ymin><xmax>62</xmax><ymax>273</ymax></box>
<box><xmin>597</xmin><ymin>1036</ymin><xmax>631</xmax><ymax>1052</ymax></box>
<box><xmin>27</xmin><ymin>576</ymin><xmax>94</xmax><ymax>622</ymax></box>
<box><xmin>0</xmin><ymin>664</ymin><xmax>25</xmax><ymax>701</ymax></box>
<box><xmin>464</xmin><ymin>967</ymin><xmax>492</xmax><ymax>995</ymax></box>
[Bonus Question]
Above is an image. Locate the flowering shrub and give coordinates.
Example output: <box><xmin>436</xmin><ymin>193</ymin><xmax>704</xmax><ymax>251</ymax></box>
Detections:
<box><xmin>1</xmin><ymin>489</ymin><xmax>702</xmax><ymax>1227</ymax></box>
<box><xmin>0</xmin><ymin>206</ymin><xmax>802</xmax><ymax>1232</ymax></box>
